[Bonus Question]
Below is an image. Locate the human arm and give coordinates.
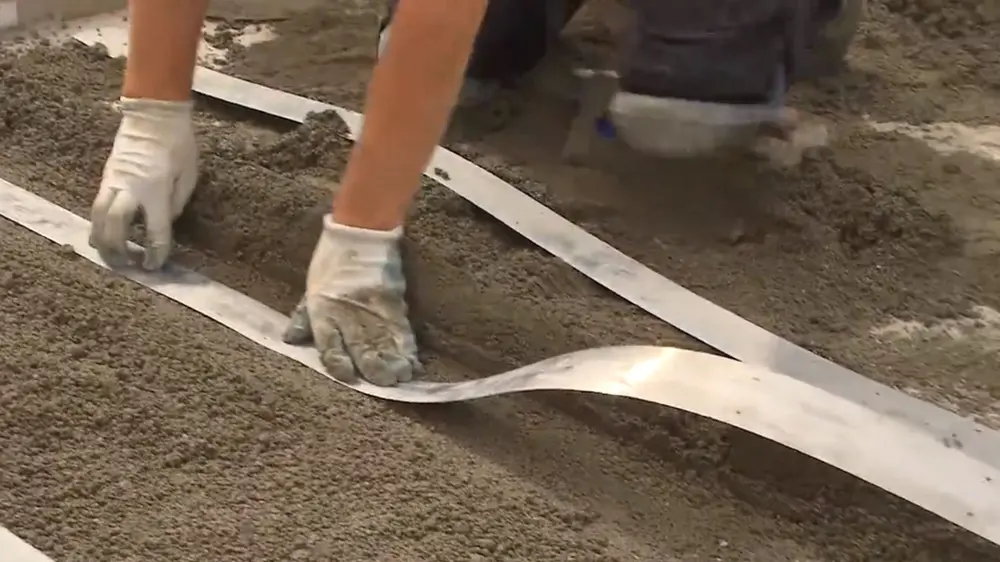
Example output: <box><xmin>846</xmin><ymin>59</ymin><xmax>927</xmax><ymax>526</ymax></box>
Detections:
<box><xmin>283</xmin><ymin>0</ymin><xmax>488</xmax><ymax>386</ymax></box>
<box><xmin>333</xmin><ymin>0</ymin><xmax>487</xmax><ymax>230</ymax></box>
<box><xmin>123</xmin><ymin>0</ymin><xmax>209</xmax><ymax>101</ymax></box>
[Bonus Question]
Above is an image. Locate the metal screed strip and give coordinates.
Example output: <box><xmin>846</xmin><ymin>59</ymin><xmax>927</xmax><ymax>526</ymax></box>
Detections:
<box><xmin>0</xmin><ymin>527</ymin><xmax>56</xmax><ymax>562</ymax></box>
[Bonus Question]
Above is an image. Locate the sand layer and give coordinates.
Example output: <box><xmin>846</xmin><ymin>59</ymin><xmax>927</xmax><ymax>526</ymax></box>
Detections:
<box><xmin>5</xmin><ymin>218</ymin><xmax>815</xmax><ymax>562</ymax></box>
<box><xmin>2</xmin><ymin>1</ymin><xmax>1000</xmax><ymax>560</ymax></box>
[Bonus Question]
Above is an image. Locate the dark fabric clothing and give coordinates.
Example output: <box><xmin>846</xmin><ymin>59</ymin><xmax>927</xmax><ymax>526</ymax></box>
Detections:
<box><xmin>620</xmin><ymin>0</ymin><xmax>822</xmax><ymax>103</ymax></box>
<box><xmin>465</xmin><ymin>0</ymin><xmax>585</xmax><ymax>81</ymax></box>
<box><xmin>623</xmin><ymin>0</ymin><xmax>848</xmax><ymax>100</ymax></box>
<box><xmin>380</xmin><ymin>0</ymin><xmax>584</xmax><ymax>82</ymax></box>
<box><xmin>382</xmin><ymin>0</ymin><xmax>840</xmax><ymax>103</ymax></box>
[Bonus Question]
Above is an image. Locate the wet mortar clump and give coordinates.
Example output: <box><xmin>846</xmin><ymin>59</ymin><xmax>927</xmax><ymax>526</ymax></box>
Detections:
<box><xmin>2</xmin><ymin>40</ymin><xmax>999</xmax><ymax>561</ymax></box>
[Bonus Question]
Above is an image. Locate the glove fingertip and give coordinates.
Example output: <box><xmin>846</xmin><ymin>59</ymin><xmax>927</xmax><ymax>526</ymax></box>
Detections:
<box><xmin>409</xmin><ymin>357</ymin><xmax>424</xmax><ymax>378</ymax></box>
<box><xmin>90</xmin><ymin>197</ymin><xmax>113</xmax><ymax>244</ymax></box>
<box><xmin>321</xmin><ymin>350</ymin><xmax>358</xmax><ymax>383</ymax></box>
<box><xmin>283</xmin><ymin>304</ymin><xmax>313</xmax><ymax>345</ymax></box>
<box><xmin>282</xmin><ymin>323</ymin><xmax>313</xmax><ymax>345</ymax></box>
<box><xmin>393</xmin><ymin>355</ymin><xmax>422</xmax><ymax>384</ymax></box>
<box><xmin>142</xmin><ymin>243</ymin><xmax>172</xmax><ymax>271</ymax></box>
<box><xmin>357</xmin><ymin>351</ymin><xmax>411</xmax><ymax>387</ymax></box>
<box><xmin>396</xmin><ymin>367</ymin><xmax>414</xmax><ymax>384</ymax></box>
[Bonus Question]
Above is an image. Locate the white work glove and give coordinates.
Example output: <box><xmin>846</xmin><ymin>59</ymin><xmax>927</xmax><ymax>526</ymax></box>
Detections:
<box><xmin>283</xmin><ymin>215</ymin><xmax>421</xmax><ymax>387</ymax></box>
<box><xmin>90</xmin><ymin>97</ymin><xmax>198</xmax><ymax>270</ymax></box>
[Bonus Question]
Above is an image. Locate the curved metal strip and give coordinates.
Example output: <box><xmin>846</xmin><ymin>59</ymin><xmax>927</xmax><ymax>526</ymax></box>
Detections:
<box><xmin>2</xmin><ymin>177</ymin><xmax>999</xmax><ymax>545</ymax></box>
<box><xmin>68</xmin><ymin>27</ymin><xmax>1000</xmax><ymax>474</ymax></box>
<box><xmin>0</xmin><ymin>527</ymin><xmax>53</xmax><ymax>562</ymax></box>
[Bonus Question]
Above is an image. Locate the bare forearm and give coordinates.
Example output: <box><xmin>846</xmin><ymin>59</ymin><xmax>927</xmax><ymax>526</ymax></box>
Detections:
<box><xmin>333</xmin><ymin>0</ymin><xmax>487</xmax><ymax>231</ymax></box>
<box><xmin>123</xmin><ymin>0</ymin><xmax>210</xmax><ymax>100</ymax></box>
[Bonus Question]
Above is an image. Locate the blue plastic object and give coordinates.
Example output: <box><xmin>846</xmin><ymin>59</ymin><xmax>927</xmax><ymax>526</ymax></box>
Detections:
<box><xmin>595</xmin><ymin>115</ymin><xmax>617</xmax><ymax>139</ymax></box>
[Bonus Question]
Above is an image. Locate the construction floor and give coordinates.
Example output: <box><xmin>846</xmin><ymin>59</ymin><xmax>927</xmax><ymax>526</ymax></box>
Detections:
<box><xmin>1</xmin><ymin>0</ymin><xmax>1000</xmax><ymax>560</ymax></box>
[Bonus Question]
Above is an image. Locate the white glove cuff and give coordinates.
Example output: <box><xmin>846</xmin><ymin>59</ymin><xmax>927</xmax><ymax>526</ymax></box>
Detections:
<box><xmin>307</xmin><ymin>215</ymin><xmax>405</xmax><ymax>296</ymax></box>
<box><xmin>322</xmin><ymin>215</ymin><xmax>402</xmax><ymax>244</ymax></box>
<box><xmin>119</xmin><ymin>97</ymin><xmax>194</xmax><ymax>122</ymax></box>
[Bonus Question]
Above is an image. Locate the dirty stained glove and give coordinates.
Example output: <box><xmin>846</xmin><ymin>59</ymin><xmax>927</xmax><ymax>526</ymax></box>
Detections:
<box><xmin>283</xmin><ymin>215</ymin><xmax>421</xmax><ymax>387</ymax></box>
<box><xmin>90</xmin><ymin>98</ymin><xmax>198</xmax><ymax>270</ymax></box>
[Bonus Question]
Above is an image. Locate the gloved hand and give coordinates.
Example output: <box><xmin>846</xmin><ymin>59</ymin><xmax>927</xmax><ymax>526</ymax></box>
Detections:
<box><xmin>283</xmin><ymin>215</ymin><xmax>421</xmax><ymax>387</ymax></box>
<box><xmin>90</xmin><ymin>97</ymin><xmax>198</xmax><ymax>270</ymax></box>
